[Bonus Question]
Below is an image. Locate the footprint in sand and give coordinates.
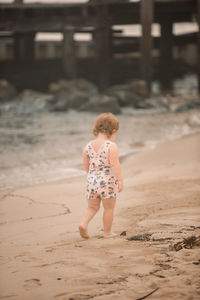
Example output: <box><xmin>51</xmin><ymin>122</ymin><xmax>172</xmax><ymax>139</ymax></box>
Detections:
<box><xmin>24</xmin><ymin>278</ymin><xmax>42</xmax><ymax>290</ymax></box>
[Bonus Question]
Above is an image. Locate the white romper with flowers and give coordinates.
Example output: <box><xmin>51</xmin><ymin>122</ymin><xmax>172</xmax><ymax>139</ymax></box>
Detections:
<box><xmin>85</xmin><ymin>141</ymin><xmax>118</xmax><ymax>199</ymax></box>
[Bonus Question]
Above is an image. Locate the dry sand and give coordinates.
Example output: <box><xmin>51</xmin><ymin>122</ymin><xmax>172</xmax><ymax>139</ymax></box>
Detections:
<box><xmin>0</xmin><ymin>133</ymin><xmax>200</xmax><ymax>300</ymax></box>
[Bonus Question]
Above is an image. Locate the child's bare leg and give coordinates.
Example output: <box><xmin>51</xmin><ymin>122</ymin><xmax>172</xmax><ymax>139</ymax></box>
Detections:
<box><xmin>102</xmin><ymin>197</ymin><xmax>117</xmax><ymax>238</ymax></box>
<box><xmin>79</xmin><ymin>197</ymin><xmax>101</xmax><ymax>238</ymax></box>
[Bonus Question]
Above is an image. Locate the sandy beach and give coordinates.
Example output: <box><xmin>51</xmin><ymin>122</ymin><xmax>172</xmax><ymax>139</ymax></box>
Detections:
<box><xmin>0</xmin><ymin>133</ymin><xmax>200</xmax><ymax>300</ymax></box>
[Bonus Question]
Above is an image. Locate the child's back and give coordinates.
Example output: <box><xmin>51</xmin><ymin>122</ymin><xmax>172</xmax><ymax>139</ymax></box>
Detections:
<box><xmin>85</xmin><ymin>140</ymin><xmax>118</xmax><ymax>200</ymax></box>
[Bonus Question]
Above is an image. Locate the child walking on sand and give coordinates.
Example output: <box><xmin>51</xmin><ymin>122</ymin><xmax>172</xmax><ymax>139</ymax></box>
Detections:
<box><xmin>79</xmin><ymin>113</ymin><xmax>123</xmax><ymax>239</ymax></box>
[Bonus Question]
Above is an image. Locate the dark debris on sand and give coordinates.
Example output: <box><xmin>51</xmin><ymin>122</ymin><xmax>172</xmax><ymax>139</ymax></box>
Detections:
<box><xmin>127</xmin><ymin>233</ymin><xmax>152</xmax><ymax>241</ymax></box>
<box><xmin>173</xmin><ymin>235</ymin><xmax>200</xmax><ymax>251</ymax></box>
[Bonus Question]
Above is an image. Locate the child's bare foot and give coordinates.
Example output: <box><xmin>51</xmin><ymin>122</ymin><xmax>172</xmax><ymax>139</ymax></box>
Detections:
<box><xmin>79</xmin><ymin>225</ymin><xmax>90</xmax><ymax>239</ymax></box>
<box><xmin>104</xmin><ymin>232</ymin><xmax>118</xmax><ymax>239</ymax></box>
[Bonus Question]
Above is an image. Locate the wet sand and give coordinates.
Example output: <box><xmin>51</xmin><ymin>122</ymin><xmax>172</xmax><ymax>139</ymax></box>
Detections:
<box><xmin>0</xmin><ymin>133</ymin><xmax>200</xmax><ymax>300</ymax></box>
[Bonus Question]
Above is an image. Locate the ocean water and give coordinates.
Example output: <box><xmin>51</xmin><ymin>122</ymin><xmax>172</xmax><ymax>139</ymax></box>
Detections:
<box><xmin>0</xmin><ymin>95</ymin><xmax>200</xmax><ymax>191</ymax></box>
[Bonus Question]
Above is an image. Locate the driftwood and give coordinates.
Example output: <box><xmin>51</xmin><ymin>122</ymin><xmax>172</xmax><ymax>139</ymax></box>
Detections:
<box><xmin>174</xmin><ymin>235</ymin><xmax>200</xmax><ymax>251</ymax></box>
<box><xmin>136</xmin><ymin>288</ymin><xmax>159</xmax><ymax>300</ymax></box>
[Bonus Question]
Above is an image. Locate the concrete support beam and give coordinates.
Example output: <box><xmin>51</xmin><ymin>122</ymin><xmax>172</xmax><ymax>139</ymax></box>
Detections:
<box><xmin>140</xmin><ymin>0</ymin><xmax>154</xmax><ymax>91</ymax></box>
<box><xmin>63</xmin><ymin>26</ymin><xmax>77</xmax><ymax>79</ymax></box>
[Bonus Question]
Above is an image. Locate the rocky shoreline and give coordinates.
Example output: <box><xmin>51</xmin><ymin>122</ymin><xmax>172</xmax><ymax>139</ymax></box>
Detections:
<box><xmin>0</xmin><ymin>77</ymin><xmax>199</xmax><ymax>115</ymax></box>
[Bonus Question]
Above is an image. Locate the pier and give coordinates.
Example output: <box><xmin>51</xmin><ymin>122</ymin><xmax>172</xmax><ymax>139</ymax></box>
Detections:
<box><xmin>0</xmin><ymin>0</ymin><xmax>199</xmax><ymax>92</ymax></box>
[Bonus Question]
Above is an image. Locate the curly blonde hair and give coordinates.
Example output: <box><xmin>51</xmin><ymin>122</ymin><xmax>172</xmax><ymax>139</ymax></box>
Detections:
<box><xmin>93</xmin><ymin>113</ymin><xmax>119</xmax><ymax>137</ymax></box>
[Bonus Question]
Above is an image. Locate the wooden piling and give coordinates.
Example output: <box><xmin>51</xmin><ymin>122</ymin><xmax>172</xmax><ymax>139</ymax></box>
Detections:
<box><xmin>94</xmin><ymin>26</ymin><xmax>112</xmax><ymax>90</ymax></box>
<box><xmin>160</xmin><ymin>19</ymin><xmax>173</xmax><ymax>90</ymax></box>
<box><xmin>14</xmin><ymin>32</ymin><xmax>35</xmax><ymax>61</ymax></box>
<box><xmin>0</xmin><ymin>1</ymin><xmax>197</xmax><ymax>91</ymax></box>
<box><xmin>140</xmin><ymin>0</ymin><xmax>154</xmax><ymax>92</ymax></box>
<box><xmin>93</xmin><ymin>4</ymin><xmax>112</xmax><ymax>90</ymax></box>
<box><xmin>63</xmin><ymin>26</ymin><xmax>77</xmax><ymax>79</ymax></box>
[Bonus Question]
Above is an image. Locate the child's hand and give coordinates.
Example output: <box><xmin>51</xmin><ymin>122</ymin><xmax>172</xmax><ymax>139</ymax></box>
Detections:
<box><xmin>118</xmin><ymin>180</ymin><xmax>123</xmax><ymax>193</ymax></box>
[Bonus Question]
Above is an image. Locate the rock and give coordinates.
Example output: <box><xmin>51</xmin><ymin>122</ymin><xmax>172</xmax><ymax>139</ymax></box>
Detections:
<box><xmin>48</xmin><ymin>78</ymin><xmax>99</xmax><ymax>111</ymax></box>
<box><xmin>128</xmin><ymin>80</ymin><xmax>149</xmax><ymax>96</ymax></box>
<box><xmin>80</xmin><ymin>94</ymin><xmax>121</xmax><ymax>114</ymax></box>
<box><xmin>49</xmin><ymin>78</ymin><xmax>98</xmax><ymax>97</ymax></box>
<box><xmin>18</xmin><ymin>89</ymin><xmax>54</xmax><ymax>102</ymax></box>
<box><xmin>136</xmin><ymin>97</ymin><xmax>170</xmax><ymax>110</ymax></box>
<box><xmin>49</xmin><ymin>78</ymin><xmax>149</xmax><ymax>111</ymax></box>
<box><xmin>105</xmin><ymin>80</ymin><xmax>148</xmax><ymax>108</ymax></box>
<box><xmin>68</xmin><ymin>90</ymin><xmax>90</xmax><ymax>109</ymax></box>
<box><xmin>165</xmin><ymin>94</ymin><xmax>200</xmax><ymax>112</ymax></box>
<box><xmin>51</xmin><ymin>88</ymin><xmax>89</xmax><ymax>111</ymax></box>
<box><xmin>69</xmin><ymin>78</ymin><xmax>99</xmax><ymax>98</ymax></box>
<box><xmin>0</xmin><ymin>80</ymin><xmax>17</xmax><ymax>101</ymax></box>
<box><xmin>106</xmin><ymin>85</ymin><xmax>144</xmax><ymax>107</ymax></box>
<box><xmin>49</xmin><ymin>78</ymin><xmax>122</xmax><ymax>113</ymax></box>
<box><xmin>48</xmin><ymin>82</ymin><xmax>62</xmax><ymax>94</ymax></box>
<box><xmin>13</xmin><ymin>89</ymin><xmax>55</xmax><ymax>114</ymax></box>
<box><xmin>173</xmin><ymin>100</ymin><xmax>200</xmax><ymax>112</ymax></box>
<box><xmin>109</xmin><ymin>89</ymin><xmax>142</xmax><ymax>107</ymax></box>
<box><xmin>50</xmin><ymin>89</ymin><xmax>69</xmax><ymax>111</ymax></box>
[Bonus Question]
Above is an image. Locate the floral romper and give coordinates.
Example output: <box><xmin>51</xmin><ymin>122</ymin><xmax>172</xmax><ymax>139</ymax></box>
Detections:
<box><xmin>85</xmin><ymin>141</ymin><xmax>118</xmax><ymax>200</ymax></box>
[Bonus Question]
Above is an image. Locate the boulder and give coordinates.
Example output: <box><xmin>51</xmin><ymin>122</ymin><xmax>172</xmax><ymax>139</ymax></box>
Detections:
<box><xmin>128</xmin><ymin>80</ymin><xmax>149</xmax><ymax>96</ymax></box>
<box><xmin>49</xmin><ymin>78</ymin><xmax>98</xmax><ymax>96</ymax></box>
<box><xmin>80</xmin><ymin>94</ymin><xmax>121</xmax><ymax>114</ymax></box>
<box><xmin>106</xmin><ymin>85</ymin><xmax>143</xmax><ymax>107</ymax></box>
<box><xmin>164</xmin><ymin>94</ymin><xmax>200</xmax><ymax>112</ymax></box>
<box><xmin>48</xmin><ymin>78</ymin><xmax>99</xmax><ymax>111</ymax></box>
<box><xmin>174</xmin><ymin>101</ymin><xmax>200</xmax><ymax>112</ymax></box>
<box><xmin>49</xmin><ymin>78</ymin><xmax>149</xmax><ymax>111</ymax></box>
<box><xmin>135</xmin><ymin>97</ymin><xmax>170</xmax><ymax>110</ymax></box>
<box><xmin>0</xmin><ymin>80</ymin><xmax>17</xmax><ymax>101</ymax></box>
<box><xmin>49</xmin><ymin>89</ymin><xmax>69</xmax><ymax>111</ymax></box>
<box><xmin>13</xmin><ymin>89</ymin><xmax>55</xmax><ymax>114</ymax></box>
<box><xmin>69</xmin><ymin>78</ymin><xmax>99</xmax><ymax>98</ymax></box>
<box><xmin>18</xmin><ymin>89</ymin><xmax>54</xmax><ymax>102</ymax></box>
<box><xmin>50</xmin><ymin>89</ymin><xmax>89</xmax><ymax>111</ymax></box>
<box><xmin>105</xmin><ymin>80</ymin><xmax>147</xmax><ymax>108</ymax></box>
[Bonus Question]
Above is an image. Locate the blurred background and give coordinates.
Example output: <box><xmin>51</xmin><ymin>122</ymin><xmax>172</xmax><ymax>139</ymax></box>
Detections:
<box><xmin>0</xmin><ymin>0</ymin><xmax>199</xmax><ymax>91</ymax></box>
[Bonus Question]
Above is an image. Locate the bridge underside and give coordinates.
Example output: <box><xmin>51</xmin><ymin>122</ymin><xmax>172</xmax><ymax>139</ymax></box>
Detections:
<box><xmin>0</xmin><ymin>0</ymin><xmax>199</xmax><ymax>92</ymax></box>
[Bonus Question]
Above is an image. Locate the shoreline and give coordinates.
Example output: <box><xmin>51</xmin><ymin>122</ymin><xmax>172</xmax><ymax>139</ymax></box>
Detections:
<box><xmin>1</xmin><ymin>130</ymin><xmax>199</xmax><ymax>194</ymax></box>
<box><xmin>1</xmin><ymin>106</ymin><xmax>200</xmax><ymax>191</ymax></box>
<box><xmin>0</xmin><ymin>133</ymin><xmax>200</xmax><ymax>300</ymax></box>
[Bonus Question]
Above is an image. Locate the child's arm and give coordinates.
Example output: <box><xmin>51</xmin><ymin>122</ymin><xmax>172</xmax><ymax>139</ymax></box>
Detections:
<box><xmin>83</xmin><ymin>150</ymin><xmax>89</xmax><ymax>173</ymax></box>
<box><xmin>109</xmin><ymin>143</ymin><xmax>123</xmax><ymax>192</ymax></box>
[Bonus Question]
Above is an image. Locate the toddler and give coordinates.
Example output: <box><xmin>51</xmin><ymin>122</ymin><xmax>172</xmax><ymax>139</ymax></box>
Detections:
<box><xmin>79</xmin><ymin>113</ymin><xmax>123</xmax><ymax>239</ymax></box>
